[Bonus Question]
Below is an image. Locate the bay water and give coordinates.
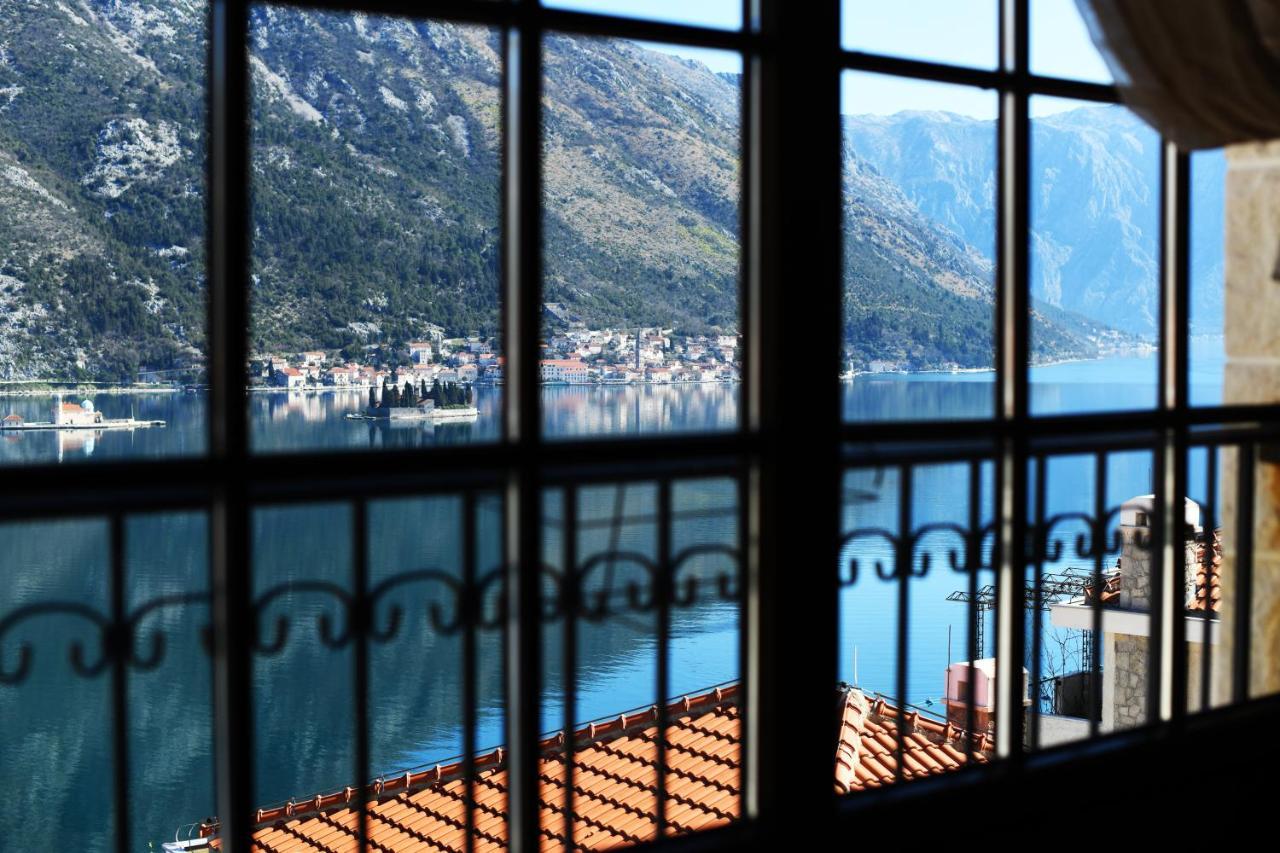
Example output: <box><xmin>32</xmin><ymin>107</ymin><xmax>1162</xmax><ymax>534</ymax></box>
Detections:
<box><xmin>0</xmin><ymin>351</ymin><xmax>1225</xmax><ymax>848</ymax></box>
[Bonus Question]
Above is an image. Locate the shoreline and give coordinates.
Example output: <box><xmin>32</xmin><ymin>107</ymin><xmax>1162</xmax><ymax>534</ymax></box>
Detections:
<box><xmin>845</xmin><ymin>350</ymin><xmax>1160</xmax><ymax>380</ymax></box>
<box><xmin>0</xmin><ymin>385</ymin><xmax>181</xmax><ymax>397</ymax></box>
<box><xmin>248</xmin><ymin>378</ymin><xmax>742</xmax><ymax>392</ymax></box>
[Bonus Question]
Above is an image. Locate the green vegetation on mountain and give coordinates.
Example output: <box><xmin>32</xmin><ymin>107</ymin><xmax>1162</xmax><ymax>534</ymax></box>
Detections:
<box><xmin>0</xmin><ymin>1</ymin><xmax>1128</xmax><ymax>381</ymax></box>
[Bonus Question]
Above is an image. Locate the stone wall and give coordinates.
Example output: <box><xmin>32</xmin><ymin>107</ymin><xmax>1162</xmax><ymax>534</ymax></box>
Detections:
<box><xmin>1118</xmin><ymin>532</ymin><xmax>1151</xmax><ymax>610</ymax></box>
<box><xmin>1110</xmin><ymin>634</ymin><xmax>1149</xmax><ymax>730</ymax></box>
<box><xmin>1212</xmin><ymin>141</ymin><xmax>1280</xmax><ymax>702</ymax></box>
<box><xmin>1107</xmin><ymin>539</ymin><xmax>1200</xmax><ymax>729</ymax></box>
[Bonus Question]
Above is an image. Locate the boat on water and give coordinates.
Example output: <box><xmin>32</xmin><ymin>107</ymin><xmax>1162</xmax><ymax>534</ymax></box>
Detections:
<box><xmin>0</xmin><ymin>394</ymin><xmax>165</xmax><ymax>431</ymax></box>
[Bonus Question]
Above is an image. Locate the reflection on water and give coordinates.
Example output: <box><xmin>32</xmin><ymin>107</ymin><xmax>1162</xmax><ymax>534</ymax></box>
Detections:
<box><xmin>0</xmin><ymin>392</ymin><xmax>206</xmax><ymax>464</ymax></box>
<box><xmin>543</xmin><ymin>383</ymin><xmax>739</xmax><ymax>437</ymax></box>
<box><xmin>0</xmin><ymin>355</ymin><xmax>1229</xmax><ymax>848</ymax></box>
<box><xmin>0</xmin><ymin>481</ymin><xmax>740</xmax><ymax>850</ymax></box>
<box><xmin>0</xmin><ymin>350</ymin><xmax>1230</xmax><ymax>464</ymax></box>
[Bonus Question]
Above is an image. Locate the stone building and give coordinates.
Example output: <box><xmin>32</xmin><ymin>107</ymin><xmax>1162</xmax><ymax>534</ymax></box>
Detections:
<box><xmin>1049</xmin><ymin>494</ymin><xmax>1220</xmax><ymax>732</ymax></box>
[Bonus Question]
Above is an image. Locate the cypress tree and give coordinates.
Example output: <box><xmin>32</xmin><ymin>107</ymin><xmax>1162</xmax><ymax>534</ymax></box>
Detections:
<box><xmin>404</xmin><ymin>380</ymin><xmax>415</xmax><ymax>406</ymax></box>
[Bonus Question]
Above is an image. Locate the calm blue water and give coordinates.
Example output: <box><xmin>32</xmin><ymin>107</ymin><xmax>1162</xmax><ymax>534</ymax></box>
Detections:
<box><xmin>0</xmin><ymin>353</ymin><xmax>1226</xmax><ymax>849</ymax></box>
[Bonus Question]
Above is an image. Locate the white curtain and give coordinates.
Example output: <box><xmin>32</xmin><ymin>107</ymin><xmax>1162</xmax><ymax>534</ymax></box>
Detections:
<box><xmin>1079</xmin><ymin>0</ymin><xmax>1280</xmax><ymax>149</ymax></box>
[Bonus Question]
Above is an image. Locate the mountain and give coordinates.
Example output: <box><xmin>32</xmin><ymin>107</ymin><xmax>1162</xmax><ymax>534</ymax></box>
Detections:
<box><xmin>0</xmin><ymin>1</ymin><xmax>1130</xmax><ymax>381</ymax></box>
<box><xmin>843</xmin><ymin>107</ymin><xmax>1226</xmax><ymax>337</ymax></box>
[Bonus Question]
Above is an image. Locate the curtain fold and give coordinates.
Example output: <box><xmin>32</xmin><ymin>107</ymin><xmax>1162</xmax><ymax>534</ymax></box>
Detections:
<box><xmin>1079</xmin><ymin>0</ymin><xmax>1280</xmax><ymax>149</ymax></box>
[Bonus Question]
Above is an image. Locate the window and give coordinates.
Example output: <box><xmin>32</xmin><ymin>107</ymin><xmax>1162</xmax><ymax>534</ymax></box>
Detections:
<box><xmin>2</xmin><ymin>2</ymin><xmax>1278</xmax><ymax>851</ymax></box>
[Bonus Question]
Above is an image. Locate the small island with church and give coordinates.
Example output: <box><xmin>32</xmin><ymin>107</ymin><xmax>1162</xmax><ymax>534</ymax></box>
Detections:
<box><xmin>348</xmin><ymin>372</ymin><xmax>479</xmax><ymax>422</ymax></box>
<box><xmin>0</xmin><ymin>394</ymin><xmax>165</xmax><ymax>432</ymax></box>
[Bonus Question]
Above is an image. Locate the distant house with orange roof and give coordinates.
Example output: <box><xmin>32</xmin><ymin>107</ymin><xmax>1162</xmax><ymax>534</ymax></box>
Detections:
<box><xmin>175</xmin><ymin>682</ymin><xmax>993</xmax><ymax>852</ymax></box>
<box><xmin>272</xmin><ymin>366</ymin><xmax>305</xmax><ymax>389</ymax></box>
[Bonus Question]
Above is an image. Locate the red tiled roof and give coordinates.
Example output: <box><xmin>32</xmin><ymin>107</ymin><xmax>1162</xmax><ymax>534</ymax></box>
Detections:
<box><xmin>194</xmin><ymin>683</ymin><xmax>991</xmax><ymax>852</ymax></box>
<box><xmin>833</xmin><ymin>688</ymin><xmax>990</xmax><ymax>793</ymax></box>
<box><xmin>1084</xmin><ymin>529</ymin><xmax>1222</xmax><ymax>613</ymax></box>
<box><xmin>1083</xmin><ymin>572</ymin><xmax>1122</xmax><ymax>607</ymax></box>
<box><xmin>1190</xmin><ymin>529</ymin><xmax>1223</xmax><ymax>613</ymax></box>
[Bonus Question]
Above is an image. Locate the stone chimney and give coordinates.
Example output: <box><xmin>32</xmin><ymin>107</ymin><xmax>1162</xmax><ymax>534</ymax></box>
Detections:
<box><xmin>1106</xmin><ymin>495</ymin><xmax>1201</xmax><ymax>731</ymax></box>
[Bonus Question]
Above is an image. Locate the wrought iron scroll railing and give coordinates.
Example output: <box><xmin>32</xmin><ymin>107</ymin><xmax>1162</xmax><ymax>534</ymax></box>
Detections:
<box><xmin>835</xmin><ymin>439</ymin><xmax>1264</xmax><ymax>790</ymax></box>
<box><xmin>0</xmin><ymin>473</ymin><xmax>745</xmax><ymax>851</ymax></box>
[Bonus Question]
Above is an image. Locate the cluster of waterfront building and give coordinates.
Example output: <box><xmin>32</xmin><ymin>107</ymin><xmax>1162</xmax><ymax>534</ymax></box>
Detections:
<box><xmin>250</xmin><ymin>323</ymin><xmax>741</xmax><ymax>390</ymax></box>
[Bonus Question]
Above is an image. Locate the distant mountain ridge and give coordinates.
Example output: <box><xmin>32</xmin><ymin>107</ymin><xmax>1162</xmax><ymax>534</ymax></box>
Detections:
<box><xmin>0</xmin><ymin>1</ymin><xmax>1154</xmax><ymax>380</ymax></box>
<box><xmin>843</xmin><ymin>106</ymin><xmax>1226</xmax><ymax>337</ymax></box>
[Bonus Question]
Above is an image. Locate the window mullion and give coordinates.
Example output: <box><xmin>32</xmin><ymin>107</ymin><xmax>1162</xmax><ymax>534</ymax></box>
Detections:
<box><xmin>1153</xmin><ymin>143</ymin><xmax>1192</xmax><ymax>721</ymax></box>
<box><xmin>749</xmin><ymin>0</ymin><xmax>842</xmax><ymax>839</ymax></box>
<box><xmin>502</xmin><ymin>4</ymin><xmax>544</xmax><ymax>851</ymax></box>
<box><xmin>993</xmin><ymin>0</ymin><xmax>1029</xmax><ymax>761</ymax></box>
<box><xmin>207</xmin><ymin>3</ymin><xmax>255</xmax><ymax>853</ymax></box>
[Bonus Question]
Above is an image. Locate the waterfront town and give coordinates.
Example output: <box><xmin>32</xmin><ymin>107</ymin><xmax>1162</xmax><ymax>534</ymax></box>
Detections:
<box><xmin>249</xmin><ymin>306</ymin><xmax>741</xmax><ymax>391</ymax></box>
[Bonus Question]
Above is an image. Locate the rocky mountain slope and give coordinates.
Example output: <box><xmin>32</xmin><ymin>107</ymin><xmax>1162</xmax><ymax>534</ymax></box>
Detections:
<box><xmin>843</xmin><ymin>107</ymin><xmax>1226</xmax><ymax>337</ymax></box>
<box><xmin>0</xmin><ymin>1</ymin><xmax>1139</xmax><ymax>380</ymax></box>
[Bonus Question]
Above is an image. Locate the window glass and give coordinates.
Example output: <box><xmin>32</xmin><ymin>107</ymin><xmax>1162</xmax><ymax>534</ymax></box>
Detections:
<box><xmin>252</xmin><ymin>503</ymin><xmax>354</xmax><ymax>808</ymax></box>
<box><xmin>842</xmin><ymin>0</ymin><xmax>998</xmax><ymax>69</ymax></box>
<box><xmin>1029</xmin><ymin>98</ymin><xmax>1159</xmax><ymax>416</ymax></box>
<box><xmin>249</xmin><ymin>7</ymin><xmax>501</xmax><ymax>452</ymax></box>
<box><xmin>543</xmin><ymin>0</ymin><xmax>742</xmax><ymax>31</ymax></box>
<box><xmin>0</xmin><ymin>513</ymin><xmax>211</xmax><ymax>852</ymax></box>
<box><xmin>0</xmin><ymin>1</ymin><xmax>208</xmax><ymax>464</ymax></box>
<box><xmin>841</xmin><ymin>72</ymin><xmax>997</xmax><ymax>422</ymax></box>
<box><xmin>1189</xmin><ymin>150</ymin><xmax>1226</xmax><ymax>407</ymax></box>
<box><xmin>1026</xmin><ymin>451</ymin><xmax>1150</xmax><ymax>745</ymax></box>
<box><xmin>1030</xmin><ymin>0</ymin><xmax>1113</xmax><ymax>83</ymax></box>
<box><xmin>541</xmin><ymin>477</ymin><xmax>743</xmax><ymax>838</ymax></box>
<box><xmin>839</xmin><ymin>460</ymin><xmax>997</xmax><ymax>789</ymax></box>
<box><xmin>542</xmin><ymin>36</ymin><xmax>741</xmax><ymax>438</ymax></box>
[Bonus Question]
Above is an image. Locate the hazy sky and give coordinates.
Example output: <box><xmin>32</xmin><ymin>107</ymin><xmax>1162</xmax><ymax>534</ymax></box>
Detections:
<box><xmin>545</xmin><ymin>0</ymin><xmax>1113</xmax><ymax>118</ymax></box>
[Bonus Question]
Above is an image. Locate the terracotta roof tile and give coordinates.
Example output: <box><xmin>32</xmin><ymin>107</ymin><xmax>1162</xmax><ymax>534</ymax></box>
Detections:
<box><xmin>195</xmin><ymin>682</ymin><xmax>992</xmax><ymax>852</ymax></box>
<box><xmin>831</xmin><ymin>687</ymin><xmax>990</xmax><ymax>795</ymax></box>
<box><xmin>1190</xmin><ymin>530</ymin><xmax>1223</xmax><ymax>613</ymax></box>
<box><xmin>1081</xmin><ymin>529</ymin><xmax>1223</xmax><ymax>614</ymax></box>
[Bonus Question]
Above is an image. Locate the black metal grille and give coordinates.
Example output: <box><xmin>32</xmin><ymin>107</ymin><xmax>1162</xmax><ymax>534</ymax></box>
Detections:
<box><xmin>1</xmin><ymin>0</ymin><xmax>1278</xmax><ymax>850</ymax></box>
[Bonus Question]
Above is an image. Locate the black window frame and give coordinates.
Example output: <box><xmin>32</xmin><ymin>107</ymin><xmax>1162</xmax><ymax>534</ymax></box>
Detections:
<box><xmin>3</xmin><ymin>0</ymin><xmax>1279</xmax><ymax>850</ymax></box>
